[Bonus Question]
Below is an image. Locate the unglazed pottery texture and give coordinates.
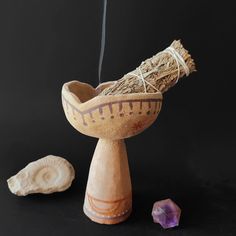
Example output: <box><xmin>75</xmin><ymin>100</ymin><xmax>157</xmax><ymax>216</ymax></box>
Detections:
<box><xmin>62</xmin><ymin>81</ymin><xmax>162</xmax><ymax>224</ymax></box>
<box><xmin>62</xmin><ymin>81</ymin><xmax>162</xmax><ymax>140</ymax></box>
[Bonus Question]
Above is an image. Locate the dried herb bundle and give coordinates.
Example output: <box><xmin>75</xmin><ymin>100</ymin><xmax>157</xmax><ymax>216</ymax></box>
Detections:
<box><xmin>99</xmin><ymin>40</ymin><xmax>196</xmax><ymax>95</ymax></box>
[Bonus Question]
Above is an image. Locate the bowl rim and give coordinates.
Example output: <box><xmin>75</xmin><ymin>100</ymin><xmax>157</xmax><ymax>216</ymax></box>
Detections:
<box><xmin>62</xmin><ymin>80</ymin><xmax>163</xmax><ymax>110</ymax></box>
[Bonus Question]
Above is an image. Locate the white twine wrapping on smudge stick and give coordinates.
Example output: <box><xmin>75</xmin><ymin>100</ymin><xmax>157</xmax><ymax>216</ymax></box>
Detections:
<box><xmin>128</xmin><ymin>46</ymin><xmax>190</xmax><ymax>93</ymax></box>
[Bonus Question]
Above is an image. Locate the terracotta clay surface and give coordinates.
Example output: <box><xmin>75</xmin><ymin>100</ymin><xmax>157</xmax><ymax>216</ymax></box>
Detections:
<box><xmin>62</xmin><ymin>81</ymin><xmax>162</xmax><ymax>140</ymax></box>
<box><xmin>7</xmin><ymin>155</ymin><xmax>75</xmax><ymax>196</ymax></box>
<box><xmin>62</xmin><ymin>80</ymin><xmax>162</xmax><ymax>224</ymax></box>
<box><xmin>84</xmin><ymin>139</ymin><xmax>132</xmax><ymax>224</ymax></box>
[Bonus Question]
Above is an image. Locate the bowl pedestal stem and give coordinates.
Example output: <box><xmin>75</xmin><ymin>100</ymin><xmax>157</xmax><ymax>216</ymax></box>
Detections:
<box><xmin>83</xmin><ymin>138</ymin><xmax>132</xmax><ymax>224</ymax></box>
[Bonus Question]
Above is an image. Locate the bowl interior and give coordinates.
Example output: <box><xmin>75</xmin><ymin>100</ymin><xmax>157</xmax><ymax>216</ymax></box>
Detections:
<box><xmin>67</xmin><ymin>81</ymin><xmax>96</xmax><ymax>103</ymax></box>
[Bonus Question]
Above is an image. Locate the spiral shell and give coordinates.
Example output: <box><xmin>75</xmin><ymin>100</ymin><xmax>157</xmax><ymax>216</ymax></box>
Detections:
<box><xmin>7</xmin><ymin>155</ymin><xmax>75</xmax><ymax>196</ymax></box>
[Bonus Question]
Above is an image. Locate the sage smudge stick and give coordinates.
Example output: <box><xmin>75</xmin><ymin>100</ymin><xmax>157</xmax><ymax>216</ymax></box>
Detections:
<box><xmin>99</xmin><ymin>40</ymin><xmax>196</xmax><ymax>95</ymax></box>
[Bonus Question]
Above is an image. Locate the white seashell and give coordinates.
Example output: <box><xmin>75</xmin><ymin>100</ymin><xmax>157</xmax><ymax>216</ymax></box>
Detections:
<box><xmin>7</xmin><ymin>155</ymin><xmax>75</xmax><ymax>196</ymax></box>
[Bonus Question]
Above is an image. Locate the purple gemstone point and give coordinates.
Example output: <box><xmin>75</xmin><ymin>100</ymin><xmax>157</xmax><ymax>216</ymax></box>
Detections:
<box><xmin>152</xmin><ymin>198</ymin><xmax>181</xmax><ymax>229</ymax></box>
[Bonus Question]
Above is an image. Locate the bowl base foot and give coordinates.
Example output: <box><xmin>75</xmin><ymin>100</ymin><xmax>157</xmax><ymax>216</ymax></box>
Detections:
<box><xmin>83</xmin><ymin>205</ymin><xmax>132</xmax><ymax>224</ymax></box>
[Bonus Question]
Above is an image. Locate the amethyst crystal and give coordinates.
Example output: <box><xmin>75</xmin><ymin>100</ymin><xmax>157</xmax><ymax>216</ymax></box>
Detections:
<box><xmin>152</xmin><ymin>199</ymin><xmax>181</xmax><ymax>229</ymax></box>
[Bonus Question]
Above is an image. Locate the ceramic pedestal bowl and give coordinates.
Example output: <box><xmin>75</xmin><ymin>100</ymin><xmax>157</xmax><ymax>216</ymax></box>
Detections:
<box><xmin>62</xmin><ymin>80</ymin><xmax>162</xmax><ymax>224</ymax></box>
